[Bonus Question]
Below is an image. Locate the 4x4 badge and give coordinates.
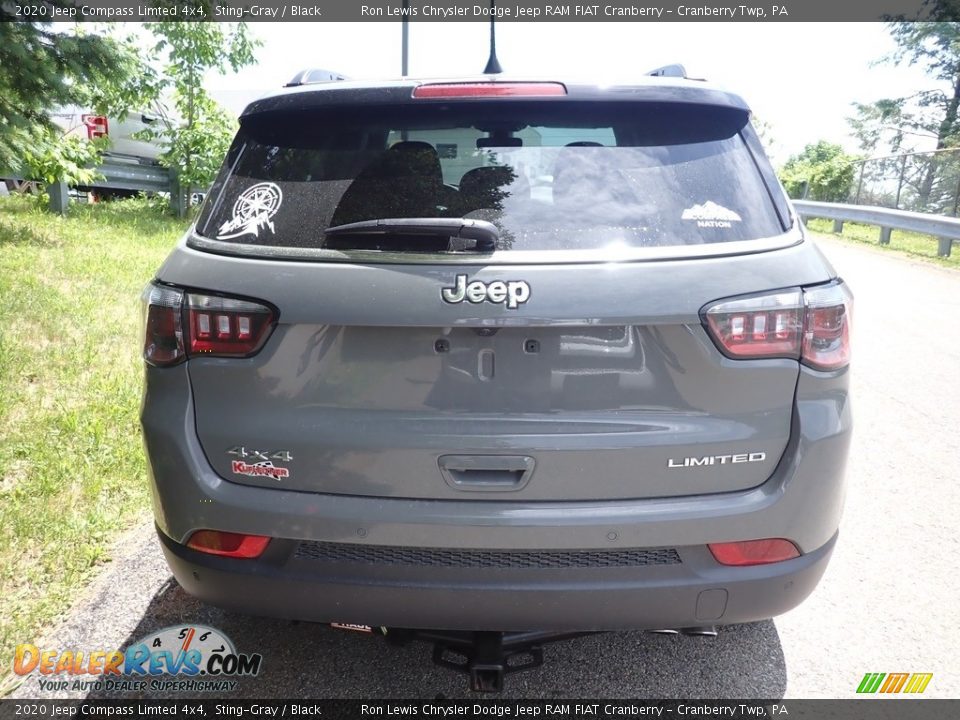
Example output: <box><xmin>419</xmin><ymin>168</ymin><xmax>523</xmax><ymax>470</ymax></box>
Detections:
<box><xmin>441</xmin><ymin>274</ymin><xmax>530</xmax><ymax>310</ymax></box>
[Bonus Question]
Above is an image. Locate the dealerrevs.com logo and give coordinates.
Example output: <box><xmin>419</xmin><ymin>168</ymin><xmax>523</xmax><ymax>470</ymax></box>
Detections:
<box><xmin>13</xmin><ymin>625</ymin><xmax>262</xmax><ymax>693</ymax></box>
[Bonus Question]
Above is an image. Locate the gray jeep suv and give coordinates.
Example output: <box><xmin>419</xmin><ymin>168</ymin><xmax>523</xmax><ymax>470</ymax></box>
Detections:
<box><xmin>141</xmin><ymin>75</ymin><xmax>852</xmax><ymax>646</ymax></box>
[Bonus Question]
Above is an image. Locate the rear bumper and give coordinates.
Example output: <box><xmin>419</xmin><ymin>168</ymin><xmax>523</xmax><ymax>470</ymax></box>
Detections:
<box><xmin>159</xmin><ymin>526</ymin><xmax>837</xmax><ymax>631</ymax></box>
<box><xmin>143</xmin><ymin>363</ymin><xmax>850</xmax><ymax>630</ymax></box>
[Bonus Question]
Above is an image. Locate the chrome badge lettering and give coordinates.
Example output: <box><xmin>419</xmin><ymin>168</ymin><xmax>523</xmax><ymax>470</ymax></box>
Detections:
<box><xmin>441</xmin><ymin>274</ymin><xmax>531</xmax><ymax>310</ymax></box>
<box><xmin>667</xmin><ymin>452</ymin><xmax>766</xmax><ymax>468</ymax></box>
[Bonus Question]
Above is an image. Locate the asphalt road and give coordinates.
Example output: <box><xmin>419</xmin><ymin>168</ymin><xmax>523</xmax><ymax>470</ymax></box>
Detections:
<box><xmin>11</xmin><ymin>234</ymin><xmax>959</xmax><ymax>700</ymax></box>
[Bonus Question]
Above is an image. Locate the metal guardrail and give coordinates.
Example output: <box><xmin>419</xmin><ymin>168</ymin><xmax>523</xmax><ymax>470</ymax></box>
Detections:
<box><xmin>793</xmin><ymin>200</ymin><xmax>957</xmax><ymax>258</ymax></box>
<box><xmin>3</xmin><ymin>158</ymin><xmax>187</xmax><ymax>216</ymax></box>
<box><xmin>96</xmin><ymin>160</ymin><xmax>172</xmax><ymax>193</ymax></box>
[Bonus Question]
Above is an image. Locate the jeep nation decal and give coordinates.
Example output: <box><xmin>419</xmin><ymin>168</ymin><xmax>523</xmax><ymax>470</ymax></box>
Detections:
<box><xmin>441</xmin><ymin>275</ymin><xmax>531</xmax><ymax>310</ymax></box>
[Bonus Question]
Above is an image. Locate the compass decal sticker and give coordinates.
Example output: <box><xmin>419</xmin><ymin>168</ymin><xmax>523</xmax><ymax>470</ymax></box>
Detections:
<box><xmin>217</xmin><ymin>182</ymin><xmax>283</xmax><ymax>241</ymax></box>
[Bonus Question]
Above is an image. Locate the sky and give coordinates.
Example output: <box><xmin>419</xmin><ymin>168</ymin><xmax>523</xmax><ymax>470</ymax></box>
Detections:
<box><xmin>195</xmin><ymin>22</ymin><xmax>935</xmax><ymax>163</ymax></box>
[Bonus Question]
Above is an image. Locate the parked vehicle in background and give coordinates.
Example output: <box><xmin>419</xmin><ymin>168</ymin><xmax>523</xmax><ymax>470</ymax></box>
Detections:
<box><xmin>50</xmin><ymin>107</ymin><xmax>166</xmax><ymax>166</ymax></box>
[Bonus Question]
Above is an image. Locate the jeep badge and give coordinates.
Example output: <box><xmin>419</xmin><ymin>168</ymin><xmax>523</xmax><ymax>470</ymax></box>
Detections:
<box><xmin>441</xmin><ymin>274</ymin><xmax>531</xmax><ymax>310</ymax></box>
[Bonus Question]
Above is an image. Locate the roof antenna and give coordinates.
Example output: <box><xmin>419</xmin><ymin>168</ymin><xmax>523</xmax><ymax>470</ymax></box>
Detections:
<box><xmin>483</xmin><ymin>0</ymin><xmax>503</xmax><ymax>74</ymax></box>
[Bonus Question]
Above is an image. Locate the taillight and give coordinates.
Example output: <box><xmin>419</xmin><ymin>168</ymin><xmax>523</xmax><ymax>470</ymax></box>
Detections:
<box><xmin>703</xmin><ymin>290</ymin><xmax>803</xmax><ymax>359</ymax></box>
<box><xmin>801</xmin><ymin>284</ymin><xmax>853</xmax><ymax>371</ymax></box>
<box><xmin>186</xmin><ymin>294</ymin><xmax>274</xmax><ymax>357</ymax></box>
<box><xmin>702</xmin><ymin>282</ymin><xmax>852</xmax><ymax>370</ymax></box>
<box><xmin>142</xmin><ymin>285</ymin><xmax>185</xmax><ymax>367</ymax></box>
<box><xmin>187</xmin><ymin>530</ymin><xmax>270</xmax><ymax>559</ymax></box>
<box><xmin>708</xmin><ymin>539</ymin><xmax>800</xmax><ymax>566</ymax></box>
<box><xmin>412</xmin><ymin>82</ymin><xmax>567</xmax><ymax>99</ymax></box>
<box><xmin>82</xmin><ymin>114</ymin><xmax>108</xmax><ymax>140</ymax></box>
<box><xmin>141</xmin><ymin>283</ymin><xmax>276</xmax><ymax>366</ymax></box>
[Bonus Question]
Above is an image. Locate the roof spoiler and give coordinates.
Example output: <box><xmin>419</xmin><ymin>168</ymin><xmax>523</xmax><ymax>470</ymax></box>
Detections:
<box><xmin>285</xmin><ymin>69</ymin><xmax>349</xmax><ymax>87</ymax></box>
<box><xmin>646</xmin><ymin>64</ymin><xmax>687</xmax><ymax>78</ymax></box>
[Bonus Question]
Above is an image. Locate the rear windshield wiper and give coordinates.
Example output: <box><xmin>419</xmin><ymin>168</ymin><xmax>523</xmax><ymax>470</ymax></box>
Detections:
<box><xmin>324</xmin><ymin>218</ymin><xmax>498</xmax><ymax>252</ymax></box>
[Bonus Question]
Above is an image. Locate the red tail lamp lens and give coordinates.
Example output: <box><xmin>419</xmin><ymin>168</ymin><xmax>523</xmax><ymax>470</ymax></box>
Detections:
<box><xmin>702</xmin><ymin>282</ymin><xmax>852</xmax><ymax>369</ymax></box>
<box><xmin>142</xmin><ymin>283</ymin><xmax>276</xmax><ymax>364</ymax></box>
<box><xmin>704</xmin><ymin>290</ymin><xmax>803</xmax><ymax>359</ymax></box>
<box><xmin>708</xmin><ymin>539</ymin><xmax>800</xmax><ymax>566</ymax></box>
<box><xmin>142</xmin><ymin>285</ymin><xmax>185</xmax><ymax>367</ymax></box>
<box><xmin>186</xmin><ymin>294</ymin><xmax>274</xmax><ymax>357</ymax></box>
<box><xmin>802</xmin><ymin>284</ymin><xmax>853</xmax><ymax>371</ymax></box>
<box><xmin>82</xmin><ymin>114</ymin><xmax>109</xmax><ymax>139</ymax></box>
<box><xmin>187</xmin><ymin>530</ymin><xmax>270</xmax><ymax>559</ymax></box>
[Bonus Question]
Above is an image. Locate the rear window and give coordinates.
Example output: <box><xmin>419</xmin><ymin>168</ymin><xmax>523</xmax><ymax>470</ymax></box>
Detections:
<box><xmin>197</xmin><ymin>101</ymin><xmax>786</xmax><ymax>254</ymax></box>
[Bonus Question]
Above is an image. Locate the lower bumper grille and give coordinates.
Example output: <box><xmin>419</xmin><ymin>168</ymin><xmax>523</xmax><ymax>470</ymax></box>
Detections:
<box><xmin>294</xmin><ymin>541</ymin><xmax>681</xmax><ymax>569</ymax></box>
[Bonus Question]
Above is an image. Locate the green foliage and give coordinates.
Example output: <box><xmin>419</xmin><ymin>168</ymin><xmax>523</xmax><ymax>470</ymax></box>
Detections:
<box><xmin>780</xmin><ymin>141</ymin><xmax>859</xmax><ymax>202</ymax></box>
<box><xmin>0</xmin><ymin>16</ymin><xmax>133</xmax><ymax>172</ymax></box>
<box><xmin>0</xmin><ymin>195</ymin><xmax>189</xmax><ymax>687</ymax></box>
<box><xmin>139</xmin><ymin>18</ymin><xmax>259</xmax><ymax>206</ymax></box>
<box><xmin>21</xmin><ymin>133</ymin><xmax>105</xmax><ymax>188</ymax></box>
<box><xmin>849</xmin><ymin>22</ymin><xmax>960</xmax><ymax>155</ymax></box>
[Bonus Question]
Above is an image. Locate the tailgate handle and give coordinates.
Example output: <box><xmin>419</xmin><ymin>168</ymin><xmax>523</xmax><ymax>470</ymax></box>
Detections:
<box><xmin>438</xmin><ymin>455</ymin><xmax>535</xmax><ymax>492</ymax></box>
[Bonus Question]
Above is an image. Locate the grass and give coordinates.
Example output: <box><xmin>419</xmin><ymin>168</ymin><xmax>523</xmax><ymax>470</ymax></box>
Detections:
<box><xmin>0</xmin><ymin>195</ymin><xmax>189</xmax><ymax>688</ymax></box>
<box><xmin>805</xmin><ymin>217</ymin><xmax>960</xmax><ymax>269</ymax></box>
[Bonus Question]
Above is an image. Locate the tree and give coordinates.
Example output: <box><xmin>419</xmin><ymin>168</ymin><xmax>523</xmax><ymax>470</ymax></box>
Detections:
<box><xmin>780</xmin><ymin>141</ymin><xmax>859</xmax><ymax>202</ymax></box>
<box><xmin>849</xmin><ymin>22</ymin><xmax>960</xmax><ymax>208</ymax></box>
<box><xmin>0</xmin><ymin>12</ymin><xmax>134</xmax><ymax>175</ymax></box>
<box><xmin>751</xmin><ymin>115</ymin><xmax>777</xmax><ymax>162</ymax></box>
<box><xmin>140</xmin><ymin>20</ymin><xmax>259</xmax><ymax>210</ymax></box>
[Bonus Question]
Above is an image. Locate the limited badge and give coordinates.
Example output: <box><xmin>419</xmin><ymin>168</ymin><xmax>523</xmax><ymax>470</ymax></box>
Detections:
<box><xmin>217</xmin><ymin>182</ymin><xmax>283</xmax><ymax>240</ymax></box>
<box><xmin>681</xmin><ymin>201</ymin><xmax>742</xmax><ymax>229</ymax></box>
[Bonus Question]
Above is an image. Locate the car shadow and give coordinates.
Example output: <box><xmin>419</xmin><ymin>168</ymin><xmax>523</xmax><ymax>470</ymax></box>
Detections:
<box><xmin>88</xmin><ymin>576</ymin><xmax>787</xmax><ymax>699</ymax></box>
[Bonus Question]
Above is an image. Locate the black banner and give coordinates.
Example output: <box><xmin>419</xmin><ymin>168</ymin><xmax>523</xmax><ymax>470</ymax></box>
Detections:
<box><xmin>4</xmin><ymin>0</ymin><xmax>960</xmax><ymax>22</ymax></box>
<box><xmin>2</xmin><ymin>700</ymin><xmax>959</xmax><ymax>720</ymax></box>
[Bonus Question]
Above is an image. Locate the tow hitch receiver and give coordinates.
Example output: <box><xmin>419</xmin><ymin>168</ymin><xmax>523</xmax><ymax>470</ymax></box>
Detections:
<box><xmin>383</xmin><ymin>629</ymin><xmax>600</xmax><ymax>693</ymax></box>
<box><xmin>330</xmin><ymin>625</ymin><xmax>716</xmax><ymax>692</ymax></box>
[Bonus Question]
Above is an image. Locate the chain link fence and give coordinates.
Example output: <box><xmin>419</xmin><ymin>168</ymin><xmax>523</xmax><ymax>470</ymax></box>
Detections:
<box><xmin>847</xmin><ymin>148</ymin><xmax>960</xmax><ymax>216</ymax></box>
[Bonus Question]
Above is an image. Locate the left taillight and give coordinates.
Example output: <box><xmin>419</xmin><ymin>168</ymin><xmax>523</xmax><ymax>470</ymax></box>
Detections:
<box><xmin>141</xmin><ymin>283</ymin><xmax>276</xmax><ymax>366</ymax></box>
<box><xmin>142</xmin><ymin>284</ymin><xmax>185</xmax><ymax>367</ymax></box>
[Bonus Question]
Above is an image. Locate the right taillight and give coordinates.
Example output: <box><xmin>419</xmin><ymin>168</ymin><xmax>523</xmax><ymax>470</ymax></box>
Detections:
<box><xmin>703</xmin><ymin>282</ymin><xmax>852</xmax><ymax>370</ymax></box>
<box><xmin>801</xmin><ymin>283</ymin><xmax>853</xmax><ymax>371</ymax></box>
<box><xmin>141</xmin><ymin>283</ymin><xmax>276</xmax><ymax>366</ymax></box>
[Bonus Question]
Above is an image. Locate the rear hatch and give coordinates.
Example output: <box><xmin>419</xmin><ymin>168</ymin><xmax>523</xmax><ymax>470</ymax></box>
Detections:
<box><xmin>169</xmin><ymin>81</ymin><xmax>828</xmax><ymax>502</ymax></box>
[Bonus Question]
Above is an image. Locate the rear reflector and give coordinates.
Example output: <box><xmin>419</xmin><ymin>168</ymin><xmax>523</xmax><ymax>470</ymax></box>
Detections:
<box><xmin>141</xmin><ymin>283</ymin><xmax>276</xmax><ymax>366</ymax></box>
<box><xmin>708</xmin><ymin>539</ymin><xmax>800</xmax><ymax>566</ymax></box>
<box><xmin>187</xmin><ymin>530</ymin><xmax>270</xmax><ymax>559</ymax></box>
<box><xmin>702</xmin><ymin>281</ymin><xmax>852</xmax><ymax>370</ymax></box>
<box><xmin>413</xmin><ymin>82</ymin><xmax>567</xmax><ymax>99</ymax></box>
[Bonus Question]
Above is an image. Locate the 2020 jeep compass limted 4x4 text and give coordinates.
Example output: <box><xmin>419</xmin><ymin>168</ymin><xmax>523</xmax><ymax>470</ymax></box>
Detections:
<box><xmin>140</xmin><ymin>75</ymin><xmax>852</xmax><ymax>648</ymax></box>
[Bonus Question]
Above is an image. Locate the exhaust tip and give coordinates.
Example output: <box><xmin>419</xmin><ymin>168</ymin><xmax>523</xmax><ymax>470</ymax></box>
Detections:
<box><xmin>681</xmin><ymin>626</ymin><xmax>718</xmax><ymax>637</ymax></box>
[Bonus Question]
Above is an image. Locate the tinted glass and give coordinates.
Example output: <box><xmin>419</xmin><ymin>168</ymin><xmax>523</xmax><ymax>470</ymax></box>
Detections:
<box><xmin>197</xmin><ymin>102</ymin><xmax>786</xmax><ymax>253</ymax></box>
